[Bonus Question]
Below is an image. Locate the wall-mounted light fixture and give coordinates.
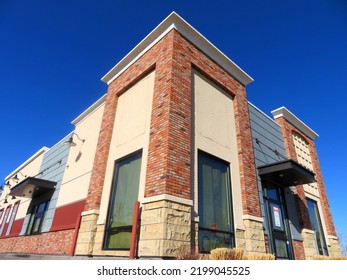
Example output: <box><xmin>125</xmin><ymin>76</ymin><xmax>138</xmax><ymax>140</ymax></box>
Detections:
<box><xmin>3</xmin><ymin>194</ymin><xmax>16</xmax><ymax>204</ymax></box>
<box><xmin>12</xmin><ymin>171</ymin><xmax>27</xmax><ymax>182</ymax></box>
<box><xmin>64</xmin><ymin>132</ymin><xmax>85</xmax><ymax>147</ymax></box>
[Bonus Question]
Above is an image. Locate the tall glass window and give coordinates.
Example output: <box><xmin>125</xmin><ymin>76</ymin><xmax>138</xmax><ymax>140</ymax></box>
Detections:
<box><xmin>0</xmin><ymin>206</ymin><xmax>11</xmax><ymax>236</ymax></box>
<box><xmin>26</xmin><ymin>201</ymin><xmax>50</xmax><ymax>235</ymax></box>
<box><xmin>104</xmin><ymin>151</ymin><xmax>142</xmax><ymax>250</ymax></box>
<box><xmin>0</xmin><ymin>209</ymin><xmax>4</xmax><ymax>223</ymax></box>
<box><xmin>306</xmin><ymin>198</ymin><xmax>328</xmax><ymax>255</ymax></box>
<box><xmin>6</xmin><ymin>201</ymin><xmax>20</xmax><ymax>236</ymax></box>
<box><xmin>198</xmin><ymin>151</ymin><xmax>234</xmax><ymax>252</ymax></box>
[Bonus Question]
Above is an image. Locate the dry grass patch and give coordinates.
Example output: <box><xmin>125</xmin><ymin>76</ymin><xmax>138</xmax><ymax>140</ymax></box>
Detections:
<box><xmin>176</xmin><ymin>246</ymin><xmax>276</xmax><ymax>260</ymax></box>
<box><xmin>175</xmin><ymin>246</ymin><xmax>200</xmax><ymax>260</ymax></box>
<box><xmin>313</xmin><ymin>255</ymin><xmax>347</xmax><ymax>260</ymax></box>
<box><xmin>246</xmin><ymin>253</ymin><xmax>275</xmax><ymax>260</ymax></box>
<box><xmin>210</xmin><ymin>248</ymin><xmax>245</xmax><ymax>260</ymax></box>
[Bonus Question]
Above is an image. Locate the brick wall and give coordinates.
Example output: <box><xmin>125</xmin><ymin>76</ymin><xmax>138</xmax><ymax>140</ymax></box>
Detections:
<box><xmin>275</xmin><ymin>116</ymin><xmax>336</xmax><ymax>236</ymax></box>
<box><xmin>84</xmin><ymin>29</ymin><xmax>260</xmax><ymax>217</ymax></box>
<box><xmin>292</xmin><ymin>240</ymin><xmax>305</xmax><ymax>260</ymax></box>
<box><xmin>0</xmin><ymin>229</ymin><xmax>75</xmax><ymax>255</ymax></box>
<box><xmin>167</xmin><ymin>30</ymin><xmax>259</xmax><ymax>215</ymax></box>
<box><xmin>0</xmin><ymin>200</ymin><xmax>85</xmax><ymax>255</ymax></box>
<box><xmin>308</xmin><ymin>141</ymin><xmax>336</xmax><ymax>236</ymax></box>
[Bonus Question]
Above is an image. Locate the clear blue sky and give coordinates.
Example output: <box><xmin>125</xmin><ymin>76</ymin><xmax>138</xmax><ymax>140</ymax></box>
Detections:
<box><xmin>1</xmin><ymin>1</ymin><xmax>346</xmax><ymax>241</ymax></box>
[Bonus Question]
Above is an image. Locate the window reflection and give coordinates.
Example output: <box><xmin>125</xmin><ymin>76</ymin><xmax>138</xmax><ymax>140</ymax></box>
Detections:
<box><xmin>198</xmin><ymin>152</ymin><xmax>234</xmax><ymax>252</ymax></box>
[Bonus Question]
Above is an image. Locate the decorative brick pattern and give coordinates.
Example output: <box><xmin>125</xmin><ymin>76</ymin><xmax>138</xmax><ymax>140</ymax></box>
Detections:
<box><xmin>275</xmin><ymin>117</ymin><xmax>337</xmax><ymax>236</ymax></box>
<box><xmin>275</xmin><ymin>117</ymin><xmax>315</xmax><ymax>229</ymax></box>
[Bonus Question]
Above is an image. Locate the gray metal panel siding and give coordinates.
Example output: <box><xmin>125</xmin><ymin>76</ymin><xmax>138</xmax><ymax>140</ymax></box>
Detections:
<box><xmin>38</xmin><ymin>135</ymin><xmax>70</xmax><ymax>232</ymax></box>
<box><xmin>20</xmin><ymin>135</ymin><xmax>70</xmax><ymax>235</ymax></box>
<box><xmin>248</xmin><ymin>103</ymin><xmax>302</xmax><ymax>241</ymax></box>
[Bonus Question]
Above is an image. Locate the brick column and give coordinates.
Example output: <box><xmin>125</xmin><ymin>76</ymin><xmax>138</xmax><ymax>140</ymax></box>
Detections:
<box><xmin>233</xmin><ymin>88</ymin><xmax>261</xmax><ymax>217</ymax></box>
<box><xmin>275</xmin><ymin>117</ymin><xmax>311</xmax><ymax>229</ymax></box>
<box><xmin>275</xmin><ymin>115</ymin><xmax>340</xmax><ymax>257</ymax></box>
<box><xmin>308</xmin><ymin>141</ymin><xmax>336</xmax><ymax>236</ymax></box>
<box><xmin>139</xmin><ymin>30</ymin><xmax>193</xmax><ymax>258</ymax></box>
<box><xmin>144</xmin><ymin>30</ymin><xmax>192</xmax><ymax>200</ymax></box>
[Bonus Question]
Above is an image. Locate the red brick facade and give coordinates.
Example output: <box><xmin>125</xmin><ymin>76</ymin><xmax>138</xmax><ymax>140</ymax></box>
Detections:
<box><xmin>275</xmin><ymin>116</ymin><xmax>336</xmax><ymax>236</ymax></box>
<box><xmin>85</xmin><ymin>29</ymin><xmax>260</xmax><ymax>217</ymax></box>
<box><xmin>292</xmin><ymin>240</ymin><xmax>305</xmax><ymax>260</ymax></box>
<box><xmin>0</xmin><ymin>229</ymin><xmax>74</xmax><ymax>255</ymax></box>
<box><xmin>0</xmin><ymin>200</ymin><xmax>84</xmax><ymax>255</ymax></box>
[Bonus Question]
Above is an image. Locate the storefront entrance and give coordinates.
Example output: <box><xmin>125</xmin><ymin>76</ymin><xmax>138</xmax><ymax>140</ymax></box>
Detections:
<box><xmin>258</xmin><ymin>159</ymin><xmax>317</xmax><ymax>260</ymax></box>
<box><xmin>263</xmin><ymin>184</ymin><xmax>294</xmax><ymax>260</ymax></box>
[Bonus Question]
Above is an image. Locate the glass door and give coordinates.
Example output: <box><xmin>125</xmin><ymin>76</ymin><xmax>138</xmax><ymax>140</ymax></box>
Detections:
<box><xmin>264</xmin><ymin>186</ymin><xmax>294</xmax><ymax>259</ymax></box>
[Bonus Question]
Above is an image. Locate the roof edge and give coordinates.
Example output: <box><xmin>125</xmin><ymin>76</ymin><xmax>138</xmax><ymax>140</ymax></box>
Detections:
<box><xmin>5</xmin><ymin>147</ymin><xmax>49</xmax><ymax>180</ymax></box>
<box><xmin>248</xmin><ymin>101</ymin><xmax>281</xmax><ymax>128</ymax></box>
<box><xmin>271</xmin><ymin>106</ymin><xmax>319</xmax><ymax>140</ymax></box>
<box><xmin>101</xmin><ymin>11</ymin><xmax>253</xmax><ymax>86</ymax></box>
<box><xmin>71</xmin><ymin>94</ymin><xmax>106</xmax><ymax>126</ymax></box>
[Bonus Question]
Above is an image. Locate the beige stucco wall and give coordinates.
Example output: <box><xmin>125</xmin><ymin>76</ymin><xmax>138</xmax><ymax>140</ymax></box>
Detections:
<box><xmin>97</xmin><ymin>70</ymin><xmax>155</xmax><ymax>226</ymax></box>
<box><xmin>193</xmin><ymin>69</ymin><xmax>244</xmax><ymax>231</ymax></box>
<box><xmin>58</xmin><ymin>98</ymin><xmax>105</xmax><ymax>207</ymax></box>
<box><xmin>1</xmin><ymin>148</ymin><xmax>47</xmax><ymax>221</ymax></box>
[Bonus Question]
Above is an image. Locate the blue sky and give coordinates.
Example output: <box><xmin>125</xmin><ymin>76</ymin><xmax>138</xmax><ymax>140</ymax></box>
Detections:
<box><xmin>1</xmin><ymin>1</ymin><xmax>346</xmax><ymax>243</ymax></box>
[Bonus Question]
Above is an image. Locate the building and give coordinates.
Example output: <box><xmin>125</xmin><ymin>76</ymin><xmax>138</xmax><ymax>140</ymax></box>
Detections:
<box><xmin>0</xmin><ymin>12</ymin><xmax>341</xmax><ymax>259</ymax></box>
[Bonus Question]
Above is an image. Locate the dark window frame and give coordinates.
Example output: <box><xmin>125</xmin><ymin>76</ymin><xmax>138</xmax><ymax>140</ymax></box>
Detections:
<box><xmin>306</xmin><ymin>198</ymin><xmax>328</xmax><ymax>256</ymax></box>
<box><xmin>25</xmin><ymin>200</ymin><xmax>50</xmax><ymax>235</ymax></box>
<box><xmin>0</xmin><ymin>205</ymin><xmax>12</xmax><ymax>236</ymax></box>
<box><xmin>0</xmin><ymin>208</ymin><xmax>4</xmax><ymax>224</ymax></box>
<box><xmin>103</xmin><ymin>150</ymin><xmax>142</xmax><ymax>251</ymax></box>
<box><xmin>198</xmin><ymin>150</ymin><xmax>235</xmax><ymax>253</ymax></box>
<box><xmin>6</xmin><ymin>200</ymin><xmax>21</xmax><ymax>236</ymax></box>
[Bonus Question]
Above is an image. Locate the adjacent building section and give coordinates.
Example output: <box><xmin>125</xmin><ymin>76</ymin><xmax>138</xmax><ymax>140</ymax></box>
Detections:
<box><xmin>271</xmin><ymin>107</ymin><xmax>341</xmax><ymax>258</ymax></box>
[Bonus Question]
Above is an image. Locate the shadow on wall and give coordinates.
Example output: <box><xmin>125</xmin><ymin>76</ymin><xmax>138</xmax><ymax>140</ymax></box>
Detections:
<box><xmin>75</xmin><ymin>152</ymin><xmax>82</xmax><ymax>162</ymax></box>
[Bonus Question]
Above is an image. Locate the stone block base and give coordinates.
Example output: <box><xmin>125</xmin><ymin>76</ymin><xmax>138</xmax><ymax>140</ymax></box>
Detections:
<box><xmin>75</xmin><ymin>210</ymin><xmax>99</xmax><ymax>256</ymax></box>
<box><xmin>242</xmin><ymin>215</ymin><xmax>266</xmax><ymax>254</ymax></box>
<box><xmin>302</xmin><ymin>229</ymin><xmax>316</xmax><ymax>259</ymax></box>
<box><xmin>138</xmin><ymin>199</ymin><xmax>192</xmax><ymax>258</ymax></box>
<box><xmin>328</xmin><ymin>236</ymin><xmax>342</xmax><ymax>257</ymax></box>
